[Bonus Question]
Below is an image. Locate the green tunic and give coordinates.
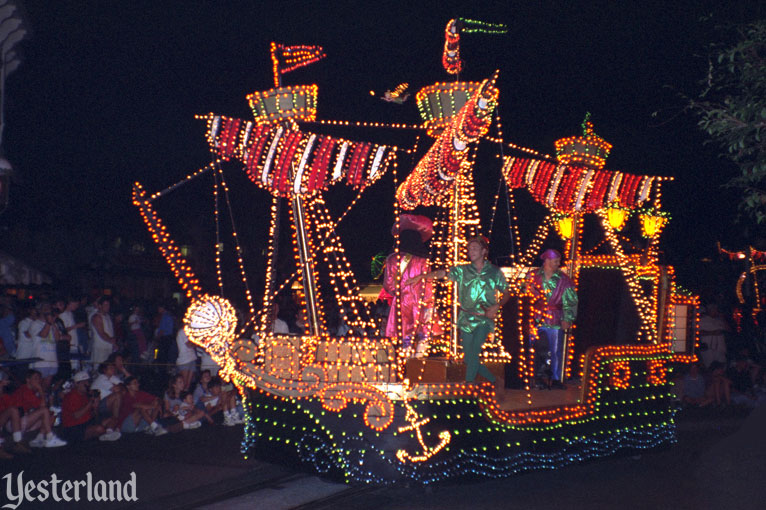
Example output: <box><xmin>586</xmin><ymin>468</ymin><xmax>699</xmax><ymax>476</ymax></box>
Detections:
<box><xmin>447</xmin><ymin>262</ymin><xmax>508</xmax><ymax>333</ymax></box>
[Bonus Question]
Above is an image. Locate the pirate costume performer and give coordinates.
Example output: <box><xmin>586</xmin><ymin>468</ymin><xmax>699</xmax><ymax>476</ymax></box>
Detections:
<box><xmin>382</xmin><ymin>214</ymin><xmax>436</xmax><ymax>357</ymax></box>
<box><xmin>528</xmin><ymin>249</ymin><xmax>578</xmax><ymax>389</ymax></box>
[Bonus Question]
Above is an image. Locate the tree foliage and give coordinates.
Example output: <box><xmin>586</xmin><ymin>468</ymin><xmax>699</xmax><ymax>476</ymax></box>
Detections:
<box><xmin>691</xmin><ymin>20</ymin><xmax>766</xmax><ymax>223</ymax></box>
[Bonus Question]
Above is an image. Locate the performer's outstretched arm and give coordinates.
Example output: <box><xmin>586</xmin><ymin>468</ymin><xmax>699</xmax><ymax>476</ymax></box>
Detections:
<box><xmin>404</xmin><ymin>269</ymin><xmax>446</xmax><ymax>286</ymax></box>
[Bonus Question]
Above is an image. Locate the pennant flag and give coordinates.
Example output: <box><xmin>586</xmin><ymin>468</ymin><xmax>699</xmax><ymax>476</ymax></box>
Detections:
<box><xmin>271</xmin><ymin>42</ymin><xmax>326</xmax><ymax>86</ymax></box>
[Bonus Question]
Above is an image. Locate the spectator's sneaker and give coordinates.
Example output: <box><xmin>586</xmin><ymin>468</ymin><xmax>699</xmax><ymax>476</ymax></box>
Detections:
<box><xmin>152</xmin><ymin>425</ymin><xmax>168</xmax><ymax>436</ymax></box>
<box><xmin>223</xmin><ymin>413</ymin><xmax>236</xmax><ymax>427</ymax></box>
<box><xmin>184</xmin><ymin>421</ymin><xmax>202</xmax><ymax>430</ymax></box>
<box><xmin>29</xmin><ymin>436</ymin><xmax>46</xmax><ymax>448</ymax></box>
<box><xmin>44</xmin><ymin>435</ymin><xmax>67</xmax><ymax>448</ymax></box>
<box><xmin>99</xmin><ymin>430</ymin><xmax>121</xmax><ymax>441</ymax></box>
<box><xmin>230</xmin><ymin>413</ymin><xmax>245</xmax><ymax>425</ymax></box>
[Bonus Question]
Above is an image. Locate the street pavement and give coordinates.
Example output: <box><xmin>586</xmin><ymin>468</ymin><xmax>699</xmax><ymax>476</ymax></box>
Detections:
<box><xmin>1</xmin><ymin>405</ymin><xmax>764</xmax><ymax>509</ymax></box>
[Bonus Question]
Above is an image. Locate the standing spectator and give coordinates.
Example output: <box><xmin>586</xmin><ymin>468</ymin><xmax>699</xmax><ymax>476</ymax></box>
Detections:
<box><xmin>90</xmin><ymin>296</ymin><xmax>117</xmax><ymax>366</ymax></box>
<box><xmin>112</xmin><ymin>308</ymin><xmax>127</xmax><ymax>355</ymax></box>
<box><xmin>60</xmin><ymin>371</ymin><xmax>120</xmax><ymax>442</ymax></box>
<box><xmin>127</xmin><ymin>305</ymin><xmax>148</xmax><ymax>362</ymax></box>
<box><xmin>58</xmin><ymin>296</ymin><xmax>87</xmax><ymax>372</ymax></box>
<box><xmin>15</xmin><ymin>303</ymin><xmax>37</xmax><ymax>360</ymax></box>
<box><xmin>52</xmin><ymin>298</ymin><xmax>72</xmax><ymax>381</ymax></box>
<box><xmin>10</xmin><ymin>370</ymin><xmax>67</xmax><ymax>447</ymax></box>
<box><xmin>30</xmin><ymin>303</ymin><xmax>60</xmax><ymax>390</ymax></box>
<box><xmin>0</xmin><ymin>297</ymin><xmax>16</xmax><ymax>358</ymax></box>
<box><xmin>699</xmin><ymin>303</ymin><xmax>730</xmax><ymax>368</ymax></box>
<box><xmin>74</xmin><ymin>295</ymin><xmax>91</xmax><ymax>361</ymax></box>
<box><xmin>198</xmin><ymin>346</ymin><xmax>221</xmax><ymax>376</ymax></box>
<box><xmin>155</xmin><ymin>303</ymin><xmax>175</xmax><ymax>370</ymax></box>
<box><xmin>175</xmin><ymin>328</ymin><xmax>198</xmax><ymax>391</ymax></box>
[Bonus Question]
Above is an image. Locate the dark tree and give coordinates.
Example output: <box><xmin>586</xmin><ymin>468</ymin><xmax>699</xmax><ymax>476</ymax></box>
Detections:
<box><xmin>690</xmin><ymin>21</ymin><xmax>766</xmax><ymax>223</ymax></box>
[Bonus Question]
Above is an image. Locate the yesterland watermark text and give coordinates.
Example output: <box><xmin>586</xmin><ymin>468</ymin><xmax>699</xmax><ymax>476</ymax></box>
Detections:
<box><xmin>2</xmin><ymin>471</ymin><xmax>137</xmax><ymax>508</ymax></box>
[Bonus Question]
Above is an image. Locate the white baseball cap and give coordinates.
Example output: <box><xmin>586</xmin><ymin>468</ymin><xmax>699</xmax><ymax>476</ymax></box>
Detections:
<box><xmin>73</xmin><ymin>371</ymin><xmax>90</xmax><ymax>382</ymax></box>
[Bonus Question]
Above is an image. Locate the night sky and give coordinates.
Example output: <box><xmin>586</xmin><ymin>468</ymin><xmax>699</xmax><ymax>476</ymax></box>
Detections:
<box><xmin>1</xmin><ymin>0</ymin><xmax>761</xmax><ymax>295</ymax></box>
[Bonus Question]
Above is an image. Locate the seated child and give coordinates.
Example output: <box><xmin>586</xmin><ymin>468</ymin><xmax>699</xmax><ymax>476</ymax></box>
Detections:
<box><xmin>680</xmin><ymin>363</ymin><xmax>713</xmax><ymax>407</ymax></box>
<box><xmin>174</xmin><ymin>391</ymin><xmax>206</xmax><ymax>429</ymax></box>
<box><xmin>201</xmin><ymin>377</ymin><xmax>243</xmax><ymax>426</ymax></box>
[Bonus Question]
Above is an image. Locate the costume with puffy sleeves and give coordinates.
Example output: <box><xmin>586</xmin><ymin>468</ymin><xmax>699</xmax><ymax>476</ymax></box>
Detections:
<box><xmin>383</xmin><ymin>215</ymin><xmax>435</xmax><ymax>350</ymax></box>
<box><xmin>528</xmin><ymin>264</ymin><xmax>578</xmax><ymax>382</ymax></box>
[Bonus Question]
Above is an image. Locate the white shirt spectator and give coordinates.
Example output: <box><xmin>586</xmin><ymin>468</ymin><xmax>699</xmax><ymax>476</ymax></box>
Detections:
<box><xmin>89</xmin><ymin>309</ymin><xmax>115</xmax><ymax>365</ymax></box>
<box><xmin>58</xmin><ymin>310</ymin><xmax>78</xmax><ymax>353</ymax></box>
<box><xmin>176</xmin><ymin>329</ymin><xmax>198</xmax><ymax>366</ymax></box>
<box><xmin>699</xmin><ymin>305</ymin><xmax>729</xmax><ymax>368</ymax></box>
<box><xmin>30</xmin><ymin>319</ymin><xmax>57</xmax><ymax>370</ymax></box>
<box><xmin>91</xmin><ymin>373</ymin><xmax>122</xmax><ymax>400</ymax></box>
<box><xmin>197</xmin><ymin>348</ymin><xmax>221</xmax><ymax>375</ymax></box>
<box><xmin>15</xmin><ymin>317</ymin><xmax>35</xmax><ymax>359</ymax></box>
<box><xmin>128</xmin><ymin>311</ymin><xmax>142</xmax><ymax>332</ymax></box>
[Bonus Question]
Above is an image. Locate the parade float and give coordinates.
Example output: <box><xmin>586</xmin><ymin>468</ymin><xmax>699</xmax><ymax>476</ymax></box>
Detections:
<box><xmin>132</xmin><ymin>20</ymin><xmax>699</xmax><ymax>484</ymax></box>
<box><xmin>718</xmin><ymin>243</ymin><xmax>766</xmax><ymax>332</ymax></box>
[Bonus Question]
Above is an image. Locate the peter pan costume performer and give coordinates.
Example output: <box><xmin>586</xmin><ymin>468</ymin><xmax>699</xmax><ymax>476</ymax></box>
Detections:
<box><xmin>407</xmin><ymin>236</ymin><xmax>509</xmax><ymax>383</ymax></box>
<box><xmin>527</xmin><ymin>249</ymin><xmax>578</xmax><ymax>389</ymax></box>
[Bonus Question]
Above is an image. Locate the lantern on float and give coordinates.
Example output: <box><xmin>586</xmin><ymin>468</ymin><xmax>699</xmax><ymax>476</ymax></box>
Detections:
<box><xmin>553</xmin><ymin>214</ymin><xmax>574</xmax><ymax>239</ymax></box>
<box><xmin>605</xmin><ymin>203</ymin><xmax>630</xmax><ymax>231</ymax></box>
<box><xmin>639</xmin><ymin>208</ymin><xmax>670</xmax><ymax>237</ymax></box>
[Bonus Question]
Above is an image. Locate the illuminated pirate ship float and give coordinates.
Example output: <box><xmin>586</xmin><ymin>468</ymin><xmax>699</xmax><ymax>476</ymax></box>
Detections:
<box><xmin>132</xmin><ymin>19</ymin><xmax>700</xmax><ymax>483</ymax></box>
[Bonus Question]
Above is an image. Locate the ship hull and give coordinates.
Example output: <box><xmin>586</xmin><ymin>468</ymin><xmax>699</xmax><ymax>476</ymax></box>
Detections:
<box><xmin>239</xmin><ymin>344</ymin><xmax>678</xmax><ymax>484</ymax></box>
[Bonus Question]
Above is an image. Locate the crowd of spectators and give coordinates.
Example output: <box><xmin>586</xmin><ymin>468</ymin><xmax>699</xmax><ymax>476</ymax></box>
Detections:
<box><xmin>673</xmin><ymin>300</ymin><xmax>766</xmax><ymax>410</ymax></box>
<box><xmin>3</xmin><ymin>286</ymin><xmax>765</xmax><ymax>459</ymax></box>
<box><xmin>0</xmin><ymin>292</ymin><xmax>245</xmax><ymax>460</ymax></box>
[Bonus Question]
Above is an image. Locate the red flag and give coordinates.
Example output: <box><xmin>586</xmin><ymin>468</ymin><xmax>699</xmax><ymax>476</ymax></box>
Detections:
<box><xmin>271</xmin><ymin>42</ymin><xmax>326</xmax><ymax>86</ymax></box>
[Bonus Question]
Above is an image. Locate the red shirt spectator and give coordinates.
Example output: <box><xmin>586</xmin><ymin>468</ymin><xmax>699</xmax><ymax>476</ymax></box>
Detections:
<box><xmin>11</xmin><ymin>384</ymin><xmax>43</xmax><ymax>412</ymax></box>
<box><xmin>11</xmin><ymin>371</ymin><xmax>46</xmax><ymax>412</ymax></box>
<box><xmin>62</xmin><ymin>390</ymin><xmax>92</xmax><ymax>427</ymax></box>
<box><xmin>0</xmin><ymin>392</ymin><xmax>13</xmax><ymax>413</ymax></box>
<box><xmin>118</xmin><ymin>389</ymin><xmax>157</xmax><ymax>427</ymax></box>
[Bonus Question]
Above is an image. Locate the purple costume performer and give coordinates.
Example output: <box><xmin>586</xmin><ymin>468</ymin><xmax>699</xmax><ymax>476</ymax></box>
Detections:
<box><xmin>528</xmin><ymin>249</ymin><xmax>578</xmax><ymax>386</ymax></box>
<box><xmin>383</xmin><ymin>215</ymin><xmax>435</xmax><ymax>355</ymax></box>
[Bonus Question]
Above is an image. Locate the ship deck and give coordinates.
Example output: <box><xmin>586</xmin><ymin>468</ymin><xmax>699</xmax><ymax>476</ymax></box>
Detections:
<box><xmin>368</xmin><ymin>379</ymin><xmax>584</xmax><ymax>411</ymax></box>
